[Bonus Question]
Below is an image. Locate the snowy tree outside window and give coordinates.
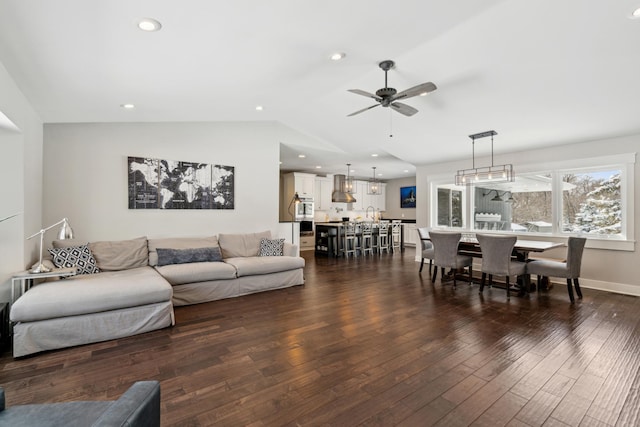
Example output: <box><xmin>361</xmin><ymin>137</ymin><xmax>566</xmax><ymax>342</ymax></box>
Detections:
<box><xmin>562</xmin><ymin>171</ymin><xmax>621</xmax><ymax>235</ymax></box>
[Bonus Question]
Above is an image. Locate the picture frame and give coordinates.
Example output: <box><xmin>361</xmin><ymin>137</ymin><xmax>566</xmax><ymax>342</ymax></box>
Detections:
<box><xmin>400</xmin><ymin>186</ymin><xmax>416</xmax><ymax>208</ymax></box>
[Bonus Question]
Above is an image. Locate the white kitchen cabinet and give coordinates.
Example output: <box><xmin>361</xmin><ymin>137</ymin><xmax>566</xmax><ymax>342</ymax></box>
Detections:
<box><xmin>314</xmin><ymin>176</ymin><xmax>333</xmax><ymax>211</ymax></box>
<box><xmin>292</xmin><ymin>172</ymin><xmax>315</xmax><ymax>198</ymax></box>
<box><xmin>404</xmin><ymin>223</ymin><xmax>417</xmax><ymax>246</ymax></box>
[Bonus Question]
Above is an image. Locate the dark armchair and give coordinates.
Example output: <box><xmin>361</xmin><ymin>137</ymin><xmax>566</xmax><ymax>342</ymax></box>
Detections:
<box><xmin>0</xmin><ymin>380</ymin><xmax>160</xmax><ymax>427</ymax></box>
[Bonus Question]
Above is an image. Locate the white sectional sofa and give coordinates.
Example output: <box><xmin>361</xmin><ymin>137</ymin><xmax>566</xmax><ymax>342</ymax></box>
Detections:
<box><xmin>10</xmin><ymin>231</ymin><xmax>305</xmax><ymax>357</ymax></box>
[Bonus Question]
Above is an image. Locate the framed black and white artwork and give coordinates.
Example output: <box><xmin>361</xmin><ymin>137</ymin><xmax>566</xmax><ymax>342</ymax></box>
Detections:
<box><xmin>128</xmin><ymin>156</ymin><xmax>235</xmax><ymax>210</ymax></box>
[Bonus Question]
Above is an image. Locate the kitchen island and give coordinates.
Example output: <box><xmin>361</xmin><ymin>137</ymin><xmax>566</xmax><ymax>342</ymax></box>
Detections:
<box><xmin>315</xmin><ymin>223</ymin><xmax>343</xmax><ymax>257</ymax></box>
<box><xmin>315</xmin><ymin>221</ymin><xmax>405</xmax><ymax>257</ymax></box>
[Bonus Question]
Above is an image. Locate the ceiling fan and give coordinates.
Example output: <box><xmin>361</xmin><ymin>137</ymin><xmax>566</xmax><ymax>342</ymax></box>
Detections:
<box><xmin>347</xmin><ymin>60</ymin><xmax>437</xmax><ymax>117</ymax></box>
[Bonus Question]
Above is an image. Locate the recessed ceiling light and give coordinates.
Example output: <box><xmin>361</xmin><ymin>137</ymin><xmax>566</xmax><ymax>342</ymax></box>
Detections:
<box><xmin>404</xmin><ymin>169</ymin><xmax>409</xmax><ymax>173</ymax></box>
<box><xmin>330</xmin><ymin>52</ymin><xmax>346</xmax><ymax>61</ymax></box>
<box><xmin>138</xmin><ymin>18</ymin><xmax>162</xmax><ymax>32</ymax></box>
<box><xmin>121</xmin><ymin>103</ymin><xmax>135</xmax><ymax>109</ymax></box>
<box><xmin>255</xmin><ymin>105</ymin><xmax>263</xmax><ymax>111</ymax></box>
<box><xmin>632</xmin><ymin>7</ymin><xmax>640</xmax><ymax>18</ymax></box>
<box><xmin>298</xmin><ymin>154</ymin><xmax>306</xmax><ymax>158</ymax></box>
<box><xmin>371</xmin><ymin>153</ymin><xmax>378</xmax><ymax>157</ymax></box>
<box><xmin>315</xmin><ymin>166</ymin><xmax>322</xmax><ymax>169</ymax></box>
<box><xmin>419</xmin><ymin>91</ymin><xmax>429</xmax><ymax>96</ymax></box>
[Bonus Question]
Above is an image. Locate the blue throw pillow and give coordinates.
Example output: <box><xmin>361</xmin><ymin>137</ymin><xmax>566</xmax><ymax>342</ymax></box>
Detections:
<box><xmin>156</xmin><ymin>247</ymin><xmax>223</xmax><ymax>266</ymax></box>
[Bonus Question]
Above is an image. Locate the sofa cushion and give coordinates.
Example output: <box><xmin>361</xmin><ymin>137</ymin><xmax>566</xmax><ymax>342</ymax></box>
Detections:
<box><xmin>259</xmin><ymin>238</ymin><xmax>285</xmax><ymax>256</ymax></box>
<box><xmin>156</xmin><ymin>247</ymin><xmax>222</xmax><ymax>266</ymax></box>
<box><xmin>53</xmin><ymin>237</ymin><xmax>149</xmax><ymax>271</ymax></box>
<box><xmin>218</xmin><ymin>231</ymin><xmax>271</xmax><ymax>258</ymax></box>
<box><xmin>147</xmin><ymin>236</ymin><xmax>219</xmax><ymax>267</ymax></box>
<box><xmin>224</xmin><ymin>256</ymin><xmax>305</xmax><ymax>277</ymax></box>
<box><xmin>155</xmin><ymin>261</ymin><xmax>237</xmax><ymax>285</ymax></box>
<box><xmin>11</xmin><ymin>266</ymin><xmax>172</xmax><ymax>323</ymax></box>
<box><xmin>48</xmin><ymin>244</ymin><xmax>100</xmax><ymax>275</ymax></box>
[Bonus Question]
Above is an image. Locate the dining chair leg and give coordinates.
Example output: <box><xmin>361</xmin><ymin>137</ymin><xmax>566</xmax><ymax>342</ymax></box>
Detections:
<box><xmin>574</xmin><ymin>278</ymin><xmax>583</xmax><ymax>299</ymax></box>
<box><xmin>429</xmin><ymin>260</ymin><xmax>433</xmax><ymax>273</ymax></box>
<box><xmin>480</xmin><ymin>273</ymin><xmax>486</xmax><ymax>292</ymax></box>
<box><xmin>506</xmin><ymin>276</ymin><xmax>510</xmax><ymax>300</ymax></box>
<box><xmin>468</xmin><ymin>266</ymin><xmax>473</xmax><ymax>285</ymax></box>
<box><xmin>567</xmin><ymin>278</ymin><xmax>575</xmax><ymax>303</ymax></box>
<box><xmin>488</xmin><ymin>274</ymin><xmax>493</xmax><ymax>288</ymax></box>
<box><xmin>420</xmin><ymin>258</ymin><xmax>425</xmax><ymax>273</ymax></box>
<box><xmin>431</xmin><ymin>266</ymin><xmax>438</xmax><ymax>283</ymax></box>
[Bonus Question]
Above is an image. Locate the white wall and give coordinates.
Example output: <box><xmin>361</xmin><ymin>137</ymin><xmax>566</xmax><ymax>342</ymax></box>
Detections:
<box><xmin>43</xmin><ymin>121</ymin><xmax>305</xmax><ymax>246</ymax></box>
<box><xmin>384</xmin><ymin>177</ymin><xmax>417</xmax><ymax>220</ymax></box>
<box><xmin>415</xmin><ymin>133</ymin><xmax>640</xmax><ymax>295</ymax></box>
<box><xmin>0</xmin><ymin>61</ymin><xmax>43</xmax><ymax>303</ymax></box>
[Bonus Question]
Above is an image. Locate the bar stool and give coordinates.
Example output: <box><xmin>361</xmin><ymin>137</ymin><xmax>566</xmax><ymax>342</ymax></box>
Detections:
<box><xmin>377</xmin><ymin>220</ymin><xmax>390</xmax><ymax>254</ymax></box>
<box><xmin>360</xmin><ymin>221</ymin><xmax>374</xmax><ymax>255</ymax></box>
<box><xmin>341</xmin><ymin>221</ymin><xmax>358</xmax><ymax>257</ymax></box>
<box><xmin>390</xmin><ymin>220</ymin><xmax>402</xmax><ymax>252</ymax></box>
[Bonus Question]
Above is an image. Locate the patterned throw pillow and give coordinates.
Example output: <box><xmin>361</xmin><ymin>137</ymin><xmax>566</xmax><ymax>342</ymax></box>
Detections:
<box><xmin>48</xmin><ymin>244</ymin><xmax>100</xmax><ymax>275</ymax></box>
<box><xmin>259</xmin><ymin>238</ymin><xmax>285</xmax><ymax>256</ymax></box>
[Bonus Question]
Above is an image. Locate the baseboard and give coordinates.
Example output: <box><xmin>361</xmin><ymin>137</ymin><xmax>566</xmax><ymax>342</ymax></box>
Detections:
<box><xmin>413</xmin><ymin>256</ymin><xmax>640</xmax><ymax>297</ymax></box>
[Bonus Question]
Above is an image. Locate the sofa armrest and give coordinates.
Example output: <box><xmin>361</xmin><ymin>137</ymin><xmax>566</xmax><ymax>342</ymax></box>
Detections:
<box><xmin>283</xmin><ymin>242</ymin><xmax>299</xmax><ymax>257</ymax></box>
<box><xmin>92</xmin><ymin>381</ymin><xmax>160</xmax><ymax>427</ymax></box>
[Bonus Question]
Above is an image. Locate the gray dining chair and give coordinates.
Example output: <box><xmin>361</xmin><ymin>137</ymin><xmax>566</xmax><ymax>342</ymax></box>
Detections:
<box><xmin>417</xmin><ymin>227</ymin><xmax>434</xmax><ymax>273</ymax></box>
<box><xmin>429</xmin><ymin>231</ymin><xmax>473</xmax><ymax>287</ymax></box>
<box><xmin>476</xmin><ymin>233</ymin><xmax>528</xmax><ymax>300</ymax></box>
<box><xmin>526</xmin><ymin>237</ymin><xmax>586</xmax><ymax>303</ymax></box>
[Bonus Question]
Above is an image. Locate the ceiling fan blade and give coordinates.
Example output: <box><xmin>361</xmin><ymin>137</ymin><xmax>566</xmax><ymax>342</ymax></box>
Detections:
<box><xmin>347</xmin><ymin>104</ymin><xmax>380</xmax><ymax>117</ymax></box>
<box><xmin>390</xmin><ymin>102</ymin><xmax>418</xmax><ymax>117</ymax></box>
<box><xmin>348</xmin><ymin>89</ymin><xmax>382</xmax><ymax>101</ymax></box>
<box><xmin>391</xmin><ymin>82</ymin><xmax>437</xmax><ymax>101</ymax></box>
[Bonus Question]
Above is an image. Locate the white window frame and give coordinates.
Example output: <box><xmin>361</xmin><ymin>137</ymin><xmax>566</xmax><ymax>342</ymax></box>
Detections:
<box><xmin>429</xmin><ymin>153</ymin><xmax>635</xmax><ymax>251</ymax></box>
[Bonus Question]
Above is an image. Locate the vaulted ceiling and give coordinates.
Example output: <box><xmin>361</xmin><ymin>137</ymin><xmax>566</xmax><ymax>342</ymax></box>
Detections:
<box><xmin>1</xmin><ymin>0</ymin><xmax>639</xmax><ymax>179</ymax></box>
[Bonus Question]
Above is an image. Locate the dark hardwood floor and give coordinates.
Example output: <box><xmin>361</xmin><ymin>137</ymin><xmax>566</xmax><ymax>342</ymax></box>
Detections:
<box><xmin>2</xmin><ymin>250</ymin><xmax>640</xmax><ymax>426</ymax></box>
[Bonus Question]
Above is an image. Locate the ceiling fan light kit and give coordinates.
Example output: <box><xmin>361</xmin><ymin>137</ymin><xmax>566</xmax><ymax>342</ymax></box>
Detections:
<box><xmin>347</xmin><ymin>60</ymin><xmax>437</xmax><ymax>117</ymax></box>
<box><xmin>455</xmin><ymin>130</ymin><xmax>515</xmax><ymax>186</ymax></box>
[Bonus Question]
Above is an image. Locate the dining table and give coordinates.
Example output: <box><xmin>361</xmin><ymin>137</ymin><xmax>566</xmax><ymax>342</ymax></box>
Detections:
<box><xmin>421</xmin><ymin>233</ymin><xmax>566</xmax><ymax>292</ymax></box>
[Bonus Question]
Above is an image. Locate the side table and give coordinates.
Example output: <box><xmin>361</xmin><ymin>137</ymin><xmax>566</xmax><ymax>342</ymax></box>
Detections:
<box><xmin>11</xmin><ymin>267</ymin><xmax>77</xmax><ymax>305</ymax></box>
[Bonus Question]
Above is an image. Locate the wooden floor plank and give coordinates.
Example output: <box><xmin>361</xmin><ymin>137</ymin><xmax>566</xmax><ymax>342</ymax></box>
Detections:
<box><xmin>1</xmin><ymin>250</ymin><xmax>639</xmax><ymax>426</ymax></box>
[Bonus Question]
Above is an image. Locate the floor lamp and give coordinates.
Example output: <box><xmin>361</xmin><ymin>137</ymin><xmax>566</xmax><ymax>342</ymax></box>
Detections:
<box><xmin>288</xmin><ymin>192</ymin><xmax>301</xmax><ymax>244</ymax></box>
<box><xmin>27</xmin><ymin>217</ymin><xmax>74</xmax><ymax>273</ymax></box>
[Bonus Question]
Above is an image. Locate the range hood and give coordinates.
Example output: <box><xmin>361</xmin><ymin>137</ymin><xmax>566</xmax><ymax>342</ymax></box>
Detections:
<box><xmin>331</xmin><ymin>174</ymin><xmax>357</xmax><ymax>203</ymax></box>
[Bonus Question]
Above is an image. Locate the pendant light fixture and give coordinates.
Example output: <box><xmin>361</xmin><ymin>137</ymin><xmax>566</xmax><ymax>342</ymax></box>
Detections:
<box><xmin>455</xmin><ymin>130</ymin><xmax>515</xmax><ymax>185</ymax></box>
<box><xmin>367</xmin><ymin>166</ymin><xmax>380</xmax><ymax>195</ymax></box>
<box><xmin>344</xmin><ymin>163</ymin><xmax>356</xmax><ymax>194</ymax></box>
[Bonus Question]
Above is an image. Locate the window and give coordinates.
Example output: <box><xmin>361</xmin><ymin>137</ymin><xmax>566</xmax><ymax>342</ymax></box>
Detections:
<box><xmin>561</xmin><ymin>169</ymin><xmax>622</xmax><ymax>235</ymax></box>
<box><xmin>436</xmin><ymin>187</ymin><xmax>463</xmax><ymax>227</ymax></box>
<box><xmin>430</xmin><ymin>153</ymin><xmax>634</xmax><ymax>250</ymax></box>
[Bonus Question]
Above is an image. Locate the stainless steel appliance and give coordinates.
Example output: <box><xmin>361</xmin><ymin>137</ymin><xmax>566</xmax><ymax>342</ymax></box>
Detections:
<box><xmin>295</xmin><ymin>198</ymin><xmax>314</xmax><ymax>221</ymax></box>
<box><xmin>295</xmin><ymin>198</ymin><xmax>314</xmax><ymax>236</ymax></box>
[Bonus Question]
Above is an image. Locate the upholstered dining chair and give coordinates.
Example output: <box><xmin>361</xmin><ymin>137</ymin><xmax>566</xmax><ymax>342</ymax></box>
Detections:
<box><xmin>417</xmin><ymin>227</ymin><xmax>434</xmax><ymax>274</ymax></box>
<box><xmin>476</xmin><ymin>233</ymin><xmax>527</xmax><ymax>300</ymax></box>
<box><xmin>429</xmin><ymin>231</ymin><xmax>473</xmax><ymax>287</ymax></box>
<box><xmin>526</xmin><ymin>236</ymin><xmax>586</xmax><ymax>303</ymax></box>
